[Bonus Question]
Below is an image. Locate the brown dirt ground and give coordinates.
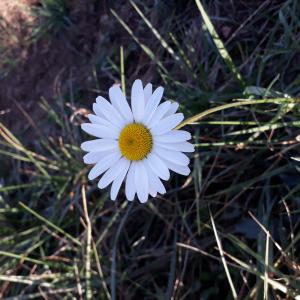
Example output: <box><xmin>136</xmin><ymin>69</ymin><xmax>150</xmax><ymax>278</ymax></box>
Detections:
<box><xmin>0</xmin><ymin>0</ymin><xmax>113</xmax><ymax>133</ymax></box>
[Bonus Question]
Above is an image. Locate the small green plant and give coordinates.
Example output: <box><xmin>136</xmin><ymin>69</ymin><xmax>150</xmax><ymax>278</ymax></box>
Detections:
<box><xmin>31</xmin><ymin>0</ymin><xmax>72</xmax><ymax>40</ymax></box>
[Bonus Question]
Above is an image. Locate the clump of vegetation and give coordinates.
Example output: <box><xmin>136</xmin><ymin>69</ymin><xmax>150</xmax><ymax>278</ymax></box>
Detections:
<box><xmin>31</xmin><ymin>0</ymin><xmax>72</xmax><ymax>40</ymax></box>
<box><xmin>0</xmin><ymin>0</ymin><xmax>300</xmax><ymax>299</ymax></box>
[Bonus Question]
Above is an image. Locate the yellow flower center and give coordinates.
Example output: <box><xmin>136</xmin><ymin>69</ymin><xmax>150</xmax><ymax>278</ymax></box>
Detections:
<box><xmin>118</xmin><ymin>123</ymin><xmax>153</xmax><ymax>161</ymax></box>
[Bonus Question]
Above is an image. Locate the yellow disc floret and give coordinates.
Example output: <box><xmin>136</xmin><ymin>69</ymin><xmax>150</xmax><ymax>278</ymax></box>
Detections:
<box><xmin>118</xmin><ymin>123</ymin><xmax>153</xmax><ymax>161</ymax></box>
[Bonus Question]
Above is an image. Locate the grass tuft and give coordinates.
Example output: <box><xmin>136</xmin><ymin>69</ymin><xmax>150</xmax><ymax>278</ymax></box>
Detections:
<box><xmin>0</xmin><ymin>0</ymin><xmax>300</xmax><ymax>298</ymax></box>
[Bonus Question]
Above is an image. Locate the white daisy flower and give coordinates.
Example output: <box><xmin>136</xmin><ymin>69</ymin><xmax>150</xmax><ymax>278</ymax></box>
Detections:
<box><xmin>81</xmin><ymin>79</ymin><xmax>194</xmax><ymax>203</ymax></box>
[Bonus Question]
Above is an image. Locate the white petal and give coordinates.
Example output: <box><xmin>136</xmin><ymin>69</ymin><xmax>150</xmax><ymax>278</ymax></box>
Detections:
<box><xmin>94</xmin><ymin>97</ymin><xmax>125</xmax><ymax>128</ymax></box>
<box><xmin>144</xmin><ymin>83</ymin><xmax>152</xmax><ymax>102</ymax></box>
<box><xmin>143</xmin><ymin>87</ymin><xmax>164</xmax><ymax>124</ymax></box>
<box><xmin>155</xmin><ymin>141</ymin><xmax>195</xmax><ymax>152</ymax></box>
<box><xmin>87</xmin><ymin>151</ymin><xmax>121</xmax><ymax>180</ymax></box>
<box><xmin>110</xmin><ymin>161</ymin><xmax>131</xmax><ymax>201</ymax></box>
<box><xmin>146</xmin><ymin>101</ymin><xmax>171</xmax><ymax>128</ymax></box>
<box><xmin>154</xmin><ymin>130</ymin><xmax>191</xmax><ymax>143</ymax></box>
<box><xmin>125</xmin><ymin>162</ymin><xmax>136</xmax><ymax>201</ymax></box>
<box><xmin>98</xmin><ymin>157</ymin><xmax>129</xmax><ymax>189</ymax></box>
<box><xmin>149</xmin><ymin>189</ymin><xmax>157</xmax><ymax>197</ymax></box>
<box><xmin>92</xmin><ymin>97</ymin><xmax>107</xmax><ymax>119</ymax></box>
<box><xmin>163</xmin><ymin>160</ymin><xmax>191</xmax><ymax>176</ymax></box>
<box><xmin>151</xmin><ymin>113</ymin><xmax>184</xmax><ymax>135</ymax></box>
<box><xmin>88</xmin><ymin>114</ymin><xmax>121</xmax><ymax>132</ymax></box>
<box><xmin>131</xmin><ymin>79</ymin><xmax>145</xmax><ymax>122</ymax></box>
<box><xmin>81</xmin><ymin>139</ymin><xmax>118</xmax><ymax>152</ymax></box>
<box><xmin>154</xmin><ymin>146</ymin><xmax>189</xmax><ymax>166</ymax></box>
<box><xmin>135</xmin><ymin>162</ymin><xmax>149</xmax><ymax>203</ymax></box>
<box><xmin>145</xmin><ymin>163</ymin><xmax>166</xmax><ymax>194</ymax></box>
<box><xmin>83</xmin><ymin>151</ymin><xmax>112</xmax><ymax>164</ymax></box>
<box><xmin>88</xmin><ymin>114</ymin><xmax>113</xmax><ymax>127</ymax></box>
<box><xmin>164</xmin><ymin>102</ymin><xmax>179</xmax><ymax>117</ymax></box>
<box><xmin>81</xmin><ymin>123</ymin><xmax>119</xmax><ymax>139</ymax></box>
<box><xmin>145</xmin><ymin>153</ymin><xmax>170</xmax><ymax>180</ymax></box>
<box><xmin>109</xmin><ymin>86</ymin><xmax>133</xmax><ymax>123</ymax></box>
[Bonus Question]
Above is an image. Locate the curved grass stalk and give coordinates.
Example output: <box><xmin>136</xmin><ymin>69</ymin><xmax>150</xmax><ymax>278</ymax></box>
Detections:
<box><xmin>176</xmin><ymin>98</ymin><xmax>299</xmax><ymax>129</ymax></box>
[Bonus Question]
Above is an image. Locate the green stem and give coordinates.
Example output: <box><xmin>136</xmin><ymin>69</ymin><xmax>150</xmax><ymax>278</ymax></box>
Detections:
<box><xmin>176</xmin><ymin>98</ymin><xmax>298</xmax><ymax>129</ymax></box>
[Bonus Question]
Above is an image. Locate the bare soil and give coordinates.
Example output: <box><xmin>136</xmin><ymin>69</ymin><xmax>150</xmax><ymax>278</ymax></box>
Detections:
<box><xmin>0</xmin><ymin>0</ymin><xmax>111</xmax><ymax>133</ymax></box>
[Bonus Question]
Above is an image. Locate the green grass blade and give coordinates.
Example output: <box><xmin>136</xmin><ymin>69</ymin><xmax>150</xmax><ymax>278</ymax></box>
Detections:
<box><xmin>176</xmin><ymin>98</ymin><xmax>298</xmax><ymax>129</ymax></box>
<box><xmin>227</xmin><ymin>121</ymin><xmax>300</xmax><ymax>136</ymax></box>
<box><xmin>194</xmin><ymin>0</ymin><xmax>245</xmax><ymax>87</ymax></box>
<box><xmin>19</xmin><ymin>202</ymin><xmax>81</xmax><ymax>246</ymax></box>
<box><xmin>111</xmin><ymin>9</ymin><xmax>169</xmax><ymax>76</ymax></box>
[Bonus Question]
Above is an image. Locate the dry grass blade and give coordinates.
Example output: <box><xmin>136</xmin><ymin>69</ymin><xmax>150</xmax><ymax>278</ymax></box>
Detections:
<box><xmin>120</xmin><ymin>46</ymin><xmax>126</xmax><ymax>95</ymax></box>
<box><xmin>209</xmin><ymin>208</ymin><xmax>238</xmax><ymax>299</ymax></box>
<box><xmin>264</xmin><ymin>232</ymin><xmax>269</xmax><ymax>300</ymax></box>
<box><xmin>224</xmin><ymin>251</ymin><xmax>300</xmax><ymax>299</ymax></box>
<box><xmin>81</xmin><ymin>185</ymin><xmax>92</xmax><ymax>300</ymax></box>
<box><xmin>0</xmin><ymin>122</ymin><xmax>50</xmax><ymax>176</ymax></box>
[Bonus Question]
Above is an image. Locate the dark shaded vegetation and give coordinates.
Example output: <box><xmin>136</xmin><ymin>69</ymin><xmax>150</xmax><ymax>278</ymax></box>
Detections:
<box><xmin>0</xmin><ymin>0</ymin><xmax>300</xmax><ymax>299</ymax></box>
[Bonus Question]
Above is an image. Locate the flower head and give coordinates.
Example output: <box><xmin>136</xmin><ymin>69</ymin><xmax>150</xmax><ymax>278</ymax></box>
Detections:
<box><xmin>81</xmin><ymin>79</ymin><xmax>194</xmax><ymax>203</ymax></box>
